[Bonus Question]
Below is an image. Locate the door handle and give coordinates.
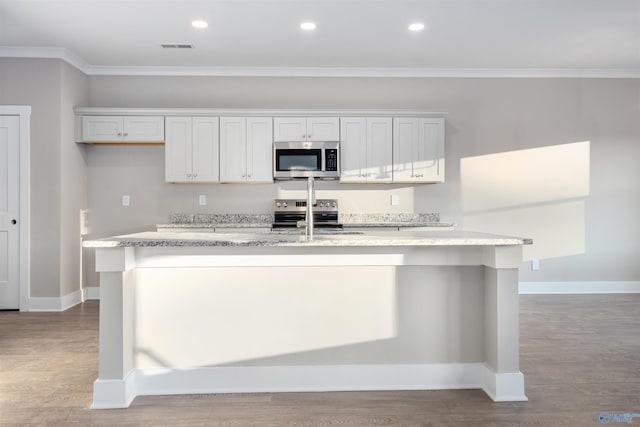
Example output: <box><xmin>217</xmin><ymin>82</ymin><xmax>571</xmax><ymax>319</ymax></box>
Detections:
<box><xmin>11</xmin><ymin>219</ymin><xmax>17</xmax><ymax>225</ymax></box>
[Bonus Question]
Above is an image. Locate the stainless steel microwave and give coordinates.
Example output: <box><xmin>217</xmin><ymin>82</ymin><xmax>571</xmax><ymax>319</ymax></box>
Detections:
<box><xmin>273</xmin><ymin>141</ymin><xmax>340</xmax><ymax>180</ymax></box>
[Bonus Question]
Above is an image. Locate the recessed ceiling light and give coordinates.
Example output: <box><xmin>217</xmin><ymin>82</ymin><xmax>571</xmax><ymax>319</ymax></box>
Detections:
<box><xmin>192</xmin><ymin>20</ymin><xmax>208</xmax><ymax>29</ymax></box>
<box><xmin>408</xmin><ymin>23</ymin><xmax>425</xmax><ymax>32</ymax></box>
<box><xmin>300</xmin><ymin>22</ymin><xmax>317</xmax><ymax>31</ymax></box>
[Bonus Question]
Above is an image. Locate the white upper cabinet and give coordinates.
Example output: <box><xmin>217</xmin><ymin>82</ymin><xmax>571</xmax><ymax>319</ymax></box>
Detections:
<box><xmin>392</xmin><ymin>118</ymin><xmax>445</xmax><ymax>183</ymax></box>
<box><xmin>273</xmin><ymin>117</ymin><xmax>339</xmax><ymax>142</ymax></box>
<box><xmin>340</xmin><ymin>117</ymin><xmax>392</xmax><ymax>183</ymax></box>
<box><xmin>220</xmin><ymin>117</ymin><xmax>273</xmax><ymax>183</ymax></box>
<box><xmin>81</xmin><ymin>116</ymin><xmax>164</xmax><ymax>143</ymax></box>
<box><xmin>165</xmin><ymin>116</ymin><xmax>219</xmax><ymax>183</ymax></box>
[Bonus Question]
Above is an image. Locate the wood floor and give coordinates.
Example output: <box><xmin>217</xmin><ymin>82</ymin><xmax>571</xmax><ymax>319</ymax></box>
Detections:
<box><xmin>1</xmin><ymin>295</ymin><xmax>639</xmax><ymax>426</ymax></box>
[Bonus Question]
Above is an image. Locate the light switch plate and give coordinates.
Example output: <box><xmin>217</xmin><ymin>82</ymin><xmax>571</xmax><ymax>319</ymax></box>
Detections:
<box><xmin>122</xmin><ymin>195</ymin><xmax>130</xmax><ymax>206</ymax></box>
<box><xmin>199</xmin><ymin>195</ymin><xmax>207</xmax><ymax>206</ymax></box>
<box><xmin>391</xmin><ymin>194</ymin><xmax>400</xmax><ymax>206</ymax></box>
<box><xmin>531</xmin><ymin>259</ymin><xmax>540</xmax><ymax>270</ymax></box>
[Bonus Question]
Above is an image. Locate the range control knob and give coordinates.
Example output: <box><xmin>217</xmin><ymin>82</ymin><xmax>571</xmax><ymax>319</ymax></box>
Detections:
<box><xmin>276</xmin><ymin>202</ymin><xmax>281</xmax><ymax>208</ymax></box>
<box><xmin>332</xmin><ymin>202</ymin><xmax>337</xmax><ymax>208</ymax></box>
<box><xmin>282</xmin><ymin>202</ymin><xmax>288</xmax><ymax>208</ymax></box>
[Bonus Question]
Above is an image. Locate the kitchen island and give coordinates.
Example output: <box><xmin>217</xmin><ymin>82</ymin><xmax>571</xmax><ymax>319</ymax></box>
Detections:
<box><xmin>85</xmin><ymin>230</ymin><xmax>531</xmax><ymax>408</ymax></box>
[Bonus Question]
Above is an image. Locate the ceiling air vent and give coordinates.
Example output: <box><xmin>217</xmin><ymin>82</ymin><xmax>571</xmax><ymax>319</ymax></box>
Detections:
<box><xmin>161</xmin><ymin>43</ymin><xmax>194</xmax><ymax>49</ymax></box>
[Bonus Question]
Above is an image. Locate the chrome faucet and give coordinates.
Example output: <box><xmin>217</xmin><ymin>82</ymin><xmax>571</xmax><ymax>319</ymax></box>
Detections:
<box><xmin>297</xmin><ymin>176</ymin><xmax>316</xmax><ymax>241</ymax></box>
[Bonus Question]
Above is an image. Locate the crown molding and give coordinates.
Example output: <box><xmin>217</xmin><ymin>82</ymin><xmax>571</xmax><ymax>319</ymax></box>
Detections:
<box><xmin>0</xmin><ymin>46</ymin><xmax>90</xmax><ymax>74</ymax></box>
<box><xmin>2</xmin><ymin>46</ymin><xmax>639</xmax><ymax>79</ymax></box>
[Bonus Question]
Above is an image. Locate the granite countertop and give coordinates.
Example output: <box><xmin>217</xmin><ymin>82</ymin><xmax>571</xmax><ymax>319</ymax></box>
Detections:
<box><xmin>159</xmin><ymin>212</ymin><xmax>454</xmax><ymax>230</ymax></box>
<box><xmin>84</xmin><ymin>230</ymin><xmax>532</xmax><ymax>248</ymax></box>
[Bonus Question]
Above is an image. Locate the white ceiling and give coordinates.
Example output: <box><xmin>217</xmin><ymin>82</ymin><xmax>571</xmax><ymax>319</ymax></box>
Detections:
<box><xmin>1</xmin><ymin>0</ymin><xmax>639</xmax><ymax>77</ymax></box>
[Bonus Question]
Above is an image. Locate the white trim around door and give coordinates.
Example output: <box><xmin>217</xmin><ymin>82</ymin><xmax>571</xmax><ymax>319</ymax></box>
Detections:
<box><xmin>0</xmin><ymin>106</ymin><xmax>31</xmax><ymax>311</ymax></box>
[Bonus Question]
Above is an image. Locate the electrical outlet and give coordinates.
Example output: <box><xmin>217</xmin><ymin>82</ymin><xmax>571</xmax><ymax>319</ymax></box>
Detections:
<box><xmin>531</xmin><ymin>259</ymin><xmax>540</xmax><ymax>270</ymax></box>
<box><xmin>391</xmin><ymin>194</ymin><xmax>400</xmax><ymax>206</ymax></box>
<box><xmin>122</xmin><ymin>195</ymin><xmax>130</xmax><ymax>207</ymax></box>
<box><xmin>80</xmin><ymin>209</ymin><xmax>89</xmax><ymax>235</ymax></box>
<box><xmin>199</xmin><ymin>195</ymin><xmax>207</xmax><ymax>206</ymax></box>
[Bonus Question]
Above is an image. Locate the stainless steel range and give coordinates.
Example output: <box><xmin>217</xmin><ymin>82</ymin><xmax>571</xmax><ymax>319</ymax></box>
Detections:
<box><xmin>272</xmin><ymin>199</ymin><xmax>342</xmax><ymax>229</ymax></box>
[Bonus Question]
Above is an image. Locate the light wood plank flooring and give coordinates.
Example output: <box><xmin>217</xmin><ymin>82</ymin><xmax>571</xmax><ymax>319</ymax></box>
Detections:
<box><xmin>1</xmin><ymin>295</ymin><xmax>639</xmax><ymax>426</ymax></box>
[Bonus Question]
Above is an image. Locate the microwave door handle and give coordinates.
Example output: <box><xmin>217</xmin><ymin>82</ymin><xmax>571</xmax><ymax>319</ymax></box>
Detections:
<box><xmin>320</xmin><ymin>148</ymin><xmax>325</xmax><ymax>172</ymax></box>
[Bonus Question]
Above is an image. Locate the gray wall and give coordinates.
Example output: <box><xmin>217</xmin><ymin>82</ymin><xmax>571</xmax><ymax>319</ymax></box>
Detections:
<box><xmin>59</xmin><ymin>62</ymin><xmax>89</xmax><ymax>296</ymax></box>
<box><xmin>2</xmin><ymin>58</ymin><xmax>639</xmax><ymax>296</ymax></box>
<box><xmin>86</xmin><ymin>76</ymin><xmax>640</xmax><ymax>284</ymax></box>
<box><xmin>0</xmin><ymin>58</ymin><xmax>88</xmax><ymax>299</ymax></box>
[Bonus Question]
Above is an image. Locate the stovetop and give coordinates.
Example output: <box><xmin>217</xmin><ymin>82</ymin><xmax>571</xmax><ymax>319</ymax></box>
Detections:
<box><xmin>274</xmin><ymin>199</ymin><xmax>338</xmax><ymax>213</ymax></box>
<box><xmin>273</xmin><ymin>199</ymin><xmax>342</xmax><ymax>229</ymax></box>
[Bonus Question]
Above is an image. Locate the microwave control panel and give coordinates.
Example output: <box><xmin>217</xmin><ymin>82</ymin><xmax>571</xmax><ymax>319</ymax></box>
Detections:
<box><xmin>325</xmin><ymin>149</ymin><xmax>338</xmax><ymax>171</ymax></box>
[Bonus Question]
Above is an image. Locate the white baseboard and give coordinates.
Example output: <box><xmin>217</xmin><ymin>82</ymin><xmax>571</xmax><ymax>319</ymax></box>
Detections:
<box><xmin>28</xmin><ymin>289</ymin><xmax>83</xmax><ymax>311</ymax></box>
<box><xmin>520</xmin><ymin>281</ymin><xmax>640</xmax><ymax>294</ymax></box>
<box><xmin>91</xmin><ymin>363</ymin><xmax>527</xmax><ymax>409</ymax></box>
<box><xmin>81</xmin><ymin>282</ymin><xmax>640</xmax><ymax>301</ymax></box>
<box><xmin>92</xmin><ymin>371</ymin><xmax>136</xmax><ymax>409</ymax></box>
<box><xmin>83</xmin><ymin>286</ymin><xmax>100</xmax><ymax>300</ymax></box>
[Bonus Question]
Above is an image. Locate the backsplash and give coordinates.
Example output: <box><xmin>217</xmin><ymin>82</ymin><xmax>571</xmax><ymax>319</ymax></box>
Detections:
<box><xmin>170</xmin><ymin>213</ymin><xmax>274</xmax><ymax>224</ymax></box>
<box><xmin>340</xmin><ymin>213</ymin><xmax>440</xmax><ymax>224</ymax></box>
<box><xmin>169</xmin><ymin>212</ymin><xmax>440</xmax><ymax>225</ymax></box>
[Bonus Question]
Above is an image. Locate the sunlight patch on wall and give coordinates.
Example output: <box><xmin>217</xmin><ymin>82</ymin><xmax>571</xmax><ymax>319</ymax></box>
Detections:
<box><xmin>461</xmin><ymin>141</ymin><xmax>590</xmax><ymax>260</ymax></box>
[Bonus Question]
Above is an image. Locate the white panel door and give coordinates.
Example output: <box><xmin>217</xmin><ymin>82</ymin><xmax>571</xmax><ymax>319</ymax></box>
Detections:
<box><xmin>392</xmin><ymin>118</ymin><xmax>445</xmax><ymax>183</ymax></box>
<box><xmin>0</xmin><ymin>116</ymin><xmax>20</xmax><ymax>309</ymax></box>
<box><xmin>164</xmin><ymin>117</ymin><xmax>193</xmax><ymax>182</ymax></box>
<box><xmin>220</xmin><ymin>117</ymin><xmax>247</xmax><ymax>182</ymax></box>
<box><xmin>366</xmin><ymin>117</ymin><xmax>393</xmax><ymax>182</ymax></box>
<box><xmin>192</xmin><ymin>117</ymin><xmax>220</xmax><ymax>182</ymax></box>
<box><xmin>273</xmin><ymin>117</ymin><xmax>306</xmax><ymax>142</ymax></box>
<box><xmin>415</xmin><ymin>118</ymin><xmax>445</xmax><ymax>183</ymax></box>
<box><xmin>246</xmin><ymin>117</ymin><xmax>273</xmax><ymax>183</ymax></box>
<box><xmin>392</xmin><ymin>118</ymin><xmax>420</xmax><ymax>182</ymax></box>
<box><xmin>339</xmin><ymin>117</ymin><xmax>367</xmax><ymax>183</ymax></box>
<box><xmin>82</xmin><ymin>116</ymin><xmax>123</xmax><ymax>142</ymax></box>
<box><xmin>123</xmin><ymin>116</ymin><xmax>165</xmax><ymax>142</ymax></box>
<box><xmin>306</xmin><ymin>117</ymin><xmax>340</xmax><ymax>141</ymax></box>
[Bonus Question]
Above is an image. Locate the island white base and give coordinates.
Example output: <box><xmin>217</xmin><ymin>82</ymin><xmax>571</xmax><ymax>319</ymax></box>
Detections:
<box><xmin>91</xmin><ymin>244</ymin><xmax>527</xmax><ymax>408</ymax></box>
<box><xmin>93</xmin><ymin>364</ymin><xmax>526</xmax><ymax>409</ymax></box>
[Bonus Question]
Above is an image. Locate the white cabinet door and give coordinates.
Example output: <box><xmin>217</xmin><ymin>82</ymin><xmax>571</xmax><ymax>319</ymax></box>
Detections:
<box><xmin>273</xmin><ymin>117</ymin><xmax>306</xmax><ymax>142</ymax></box>
<box><xmin>306</xmin><ymin>117</ymin><xmax>340</xmax><ymax>141</ymax></box>
<box><xmin>82</xmin><ymin>116</ymin><xmax>123</xmax><ymax>142</ymax></box>
<box><xmin>191</xmin><ymin>117</ymin><xmax>220</xmax><ymax>182</ymax></box>
<box><xmin>122</xmin><ymin>116</ymin><xmax>165</xmax><ymax>142</ymax></box>
<box><xmin>82</xmin><ymin>116</ymin><xmax>164</xmax><ymax>142</ymax></box>
<box><xmin>220</xmin><ymin>117</ymin><xmax>248</xmax><ymax>182</ymax></box>
<box><xmin>340</xmin><ymin>117</ymin><xmax>392</xmax><ymax>183</ymax></box>
<box><xmin>165</xmin><ymin>117</ymin><xmax>193</xmax><ymax>182</ymax></box>
<box><xmin>366</xmin><ymin>117</ymin><xmax>393</xmax><ymax>182</ymax></box>
<box><xmin>246</xmin><ymin>117</ymin><xmax>273</xmax><ymax>182</ymax></box>
<box><xmin>416</xmin><ymin>118</ymin><xmax>445</xmax><ymax>182</ymax></box>
<box><xmin>393</xmin><ymin>118</ymin><xmax>444</xmax><ymax>183</ymax></box>
<box><xmin>165</xmin><ymin>116</ymin><xmax>219</xmax><ymax>183</ymax></box>
<box><xmin>221</xmin><ymin>117</ymin><xmax>273</xmax><ymax>182</ymax></box>
<box><xmin>273</xmin><ymin>117</ymin><xmax>339</xmax><ymax>142</ymax></box>
<box><xmin>340</xmin><ymin>117</ymin><xmax>367</xmax><ymax>183</ymax></box>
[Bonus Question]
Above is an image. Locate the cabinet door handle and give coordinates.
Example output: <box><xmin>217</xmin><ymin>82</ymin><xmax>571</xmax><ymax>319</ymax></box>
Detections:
<box><xmin>11</xmin><ymin>219</ymin><xmax>17</xmax><ymax>225</ymax></box>
<box><xmin>123</xmin><ymin>132</ymin><xmax>128</xmax><ymax>137</ymax></box>
<box><xmin>117</xmin><ymin>132</ymin><xmax>122</xmax><ymax>137</ymax></box>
